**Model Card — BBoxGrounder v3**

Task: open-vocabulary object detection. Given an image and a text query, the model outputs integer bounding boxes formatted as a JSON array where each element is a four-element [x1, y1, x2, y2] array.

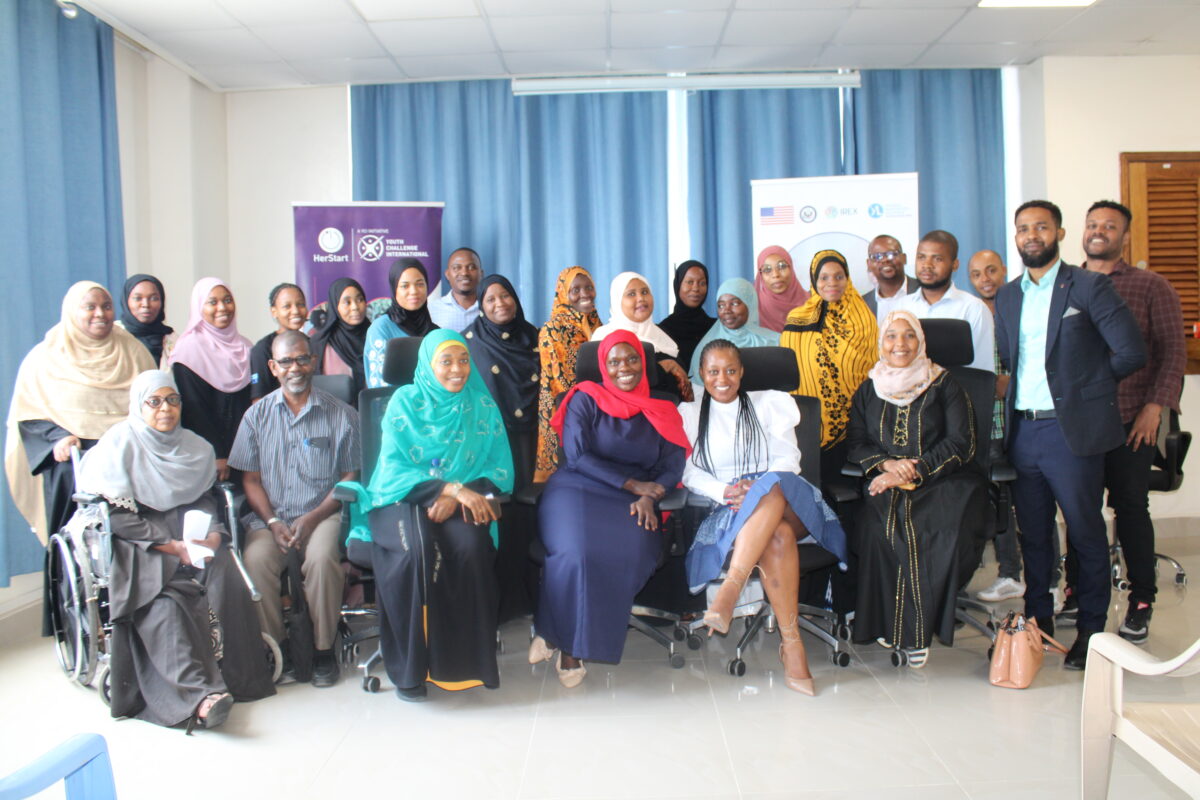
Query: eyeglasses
[[759, 262, 791, 276], [868, 251, 902, 262], [144, 394, 182, 409], [274, 355, 314, 368]]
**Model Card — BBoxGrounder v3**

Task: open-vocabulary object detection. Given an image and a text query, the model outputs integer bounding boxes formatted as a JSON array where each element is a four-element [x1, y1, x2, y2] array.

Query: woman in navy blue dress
[[531, 329, 689, 688]]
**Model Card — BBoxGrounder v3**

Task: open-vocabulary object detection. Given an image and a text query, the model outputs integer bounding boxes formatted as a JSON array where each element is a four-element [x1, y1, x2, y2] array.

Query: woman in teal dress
[[363, 258, 438, 388]]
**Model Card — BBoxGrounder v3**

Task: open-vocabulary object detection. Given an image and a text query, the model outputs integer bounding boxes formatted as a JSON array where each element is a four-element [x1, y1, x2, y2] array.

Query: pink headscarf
[[168, 277, 252, 392], [754, 245, 810, 333], [867, 310, 944, 407]]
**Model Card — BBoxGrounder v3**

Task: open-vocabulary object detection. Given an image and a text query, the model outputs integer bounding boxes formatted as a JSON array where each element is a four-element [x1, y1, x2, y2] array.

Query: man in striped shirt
[[231, 331, 361, 687]]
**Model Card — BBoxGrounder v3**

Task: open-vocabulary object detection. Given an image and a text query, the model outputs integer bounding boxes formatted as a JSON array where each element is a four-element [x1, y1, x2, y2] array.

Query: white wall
[[225, 87, 352, 341]]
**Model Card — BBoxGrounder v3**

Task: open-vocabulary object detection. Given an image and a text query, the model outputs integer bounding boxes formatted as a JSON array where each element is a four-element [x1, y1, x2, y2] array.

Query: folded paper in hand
[[182, 509, 215, 569]]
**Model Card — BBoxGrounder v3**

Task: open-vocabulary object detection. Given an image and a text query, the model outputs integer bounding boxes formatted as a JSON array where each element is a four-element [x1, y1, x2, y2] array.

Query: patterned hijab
[[168, 277, 252, 392], [119, 274, 173, 364], [366, 330, 514, 512], [781, 250, 878, 448], [76, 370, 216, 512], [690, 278, 780, 377], [755, 245, 810, 333], [591, 271, 680, 357], [534, 266, 602, 482], [868, 311, 945, 407]]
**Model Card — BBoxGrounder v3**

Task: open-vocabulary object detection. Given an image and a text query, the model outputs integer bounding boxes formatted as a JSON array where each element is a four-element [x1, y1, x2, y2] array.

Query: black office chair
[[670, 345, 855, 674], [312, 374, 357, 408]]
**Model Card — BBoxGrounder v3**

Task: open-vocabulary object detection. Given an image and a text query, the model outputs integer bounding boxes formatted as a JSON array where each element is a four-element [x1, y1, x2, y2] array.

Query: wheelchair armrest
[[71, 492, 101, 505], [332, 485, 358, 503], [659, 487, 689, 512], [841, 463, 865, 478], [515, 483, 545, 506]]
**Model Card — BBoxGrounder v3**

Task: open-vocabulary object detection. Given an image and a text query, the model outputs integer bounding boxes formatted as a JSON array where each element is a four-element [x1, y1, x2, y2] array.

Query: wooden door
[[1121, 152, 1200, 372]]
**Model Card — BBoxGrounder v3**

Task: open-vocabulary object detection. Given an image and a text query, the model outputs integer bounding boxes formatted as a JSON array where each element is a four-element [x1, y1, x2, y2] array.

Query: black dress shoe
[[1064, 630, 1097, 671], [311, 649, 340, 688]]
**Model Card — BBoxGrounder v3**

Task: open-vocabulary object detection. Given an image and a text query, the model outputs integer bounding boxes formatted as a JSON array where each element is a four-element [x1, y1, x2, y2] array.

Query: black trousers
[[1066, 420, 1158, 606]]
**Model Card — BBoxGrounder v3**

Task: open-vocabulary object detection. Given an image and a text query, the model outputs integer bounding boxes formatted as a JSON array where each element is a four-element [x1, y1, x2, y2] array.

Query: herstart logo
[[317, 227, 344, 254]]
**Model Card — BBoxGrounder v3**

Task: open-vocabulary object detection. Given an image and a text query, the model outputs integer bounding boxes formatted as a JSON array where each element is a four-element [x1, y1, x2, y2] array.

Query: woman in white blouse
[[679, 339, 847, 695]]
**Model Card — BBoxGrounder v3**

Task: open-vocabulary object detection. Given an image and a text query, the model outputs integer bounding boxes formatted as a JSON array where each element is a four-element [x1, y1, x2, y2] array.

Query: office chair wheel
[[1177, 572, 1188, 586], [831, 651, 851, 668], [686, 633, 704, 651], [363, 676, 381, 693], [890, 650, 908, 668], [669, 652, 686, 669], [1113, 578, 1131, 592], [672, 626, 687, 642], [262, 633, 283, 683], [835, 623, 852, 642], [727, 658, 747, 677], [97, 665, 112, 707]]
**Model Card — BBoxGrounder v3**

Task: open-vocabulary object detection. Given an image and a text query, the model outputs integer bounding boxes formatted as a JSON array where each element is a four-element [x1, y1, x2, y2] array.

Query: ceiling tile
[[488, 15, 607, 51], [857, 0, 977, 7], [1042, 7, 1189, 43], [711, 44, 821, 69], [1027, 41, 1142, 58], [1132, 39, 1200, 54], [914, 42, 1034, 67], [1095, 0, 1200, 6], [1147, 8, 1200, 42], [611, 11, 729, 48], [217, 0, 361, 26], [938, 8, 1085, 44], [153, 28, 279, 65], [87, 0, 239, 34], [611, 0, 732, 10], [289, 56, 405, 84], [251, 23, 386, 60], [607, 47, 719, 71], [503, 49, 611, 74], [480, 0, 607, 15], [201, 60, 308, 89], [815, 43, 926, 68], [721, 9, 851, 45], [350, 0, 479, 21], [735, 0, 853, 8], [370, 18, 496, 57], [396, 52, 509, 79], [834, 8, 965, 45]]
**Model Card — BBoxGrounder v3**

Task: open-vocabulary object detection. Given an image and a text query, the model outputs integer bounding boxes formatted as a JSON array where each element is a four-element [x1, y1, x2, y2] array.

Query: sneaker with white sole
[[1119, 602, 1152, 644], [976, 576, 1026, 602]]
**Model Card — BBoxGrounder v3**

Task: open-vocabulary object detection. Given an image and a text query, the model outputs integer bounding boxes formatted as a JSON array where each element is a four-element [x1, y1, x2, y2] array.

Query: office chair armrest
[[332, 485, 359, 503], [841, 463, 865, 478], [514, 483, 545, 505], [71, 492, 101, 505], [830, 484, 860, 504], [990, 460, 1017, 483], [658, 487, 689, 511]]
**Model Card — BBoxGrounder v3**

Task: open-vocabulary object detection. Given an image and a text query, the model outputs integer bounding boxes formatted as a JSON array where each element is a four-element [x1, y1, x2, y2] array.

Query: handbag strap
[[1036, 627, 1069, 655]]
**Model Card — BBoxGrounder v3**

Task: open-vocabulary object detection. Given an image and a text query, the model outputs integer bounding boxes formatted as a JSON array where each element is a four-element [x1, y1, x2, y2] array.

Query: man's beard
[[1020, 240, 1059, 269], [918, 275, 952, 291]]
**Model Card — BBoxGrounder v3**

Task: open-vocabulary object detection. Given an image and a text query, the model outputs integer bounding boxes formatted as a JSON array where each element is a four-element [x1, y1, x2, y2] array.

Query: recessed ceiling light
[[978, 0, 1096, 7]]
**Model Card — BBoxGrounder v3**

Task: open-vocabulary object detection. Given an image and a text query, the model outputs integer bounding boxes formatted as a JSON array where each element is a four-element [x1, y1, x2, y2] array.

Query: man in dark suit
[[993, 200, 1145, 670], [861, 234, 919, 319]]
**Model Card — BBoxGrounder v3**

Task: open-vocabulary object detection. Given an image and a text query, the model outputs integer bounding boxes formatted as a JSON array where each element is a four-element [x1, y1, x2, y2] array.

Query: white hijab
[[76, 370, 217, 512], [590, 271, 680, 358]]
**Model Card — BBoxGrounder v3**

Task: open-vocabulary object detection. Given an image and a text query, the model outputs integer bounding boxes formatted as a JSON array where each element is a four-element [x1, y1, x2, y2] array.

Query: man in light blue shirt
[[428, 247, 482, 332]]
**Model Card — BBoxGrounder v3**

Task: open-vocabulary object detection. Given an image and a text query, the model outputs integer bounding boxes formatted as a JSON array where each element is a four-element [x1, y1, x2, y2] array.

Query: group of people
[[4, 196, 1182, 728]]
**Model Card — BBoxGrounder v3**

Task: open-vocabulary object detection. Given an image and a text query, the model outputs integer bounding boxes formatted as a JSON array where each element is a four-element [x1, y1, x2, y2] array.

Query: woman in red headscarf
[[529, 330, 689, 688]]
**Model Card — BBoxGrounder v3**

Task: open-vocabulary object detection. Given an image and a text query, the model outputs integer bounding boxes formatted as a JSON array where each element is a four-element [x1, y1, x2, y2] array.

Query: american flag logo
[[760, 206, 794, 225]]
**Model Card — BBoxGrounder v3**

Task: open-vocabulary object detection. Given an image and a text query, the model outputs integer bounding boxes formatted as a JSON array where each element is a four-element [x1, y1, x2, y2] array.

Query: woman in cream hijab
[[591, 271, 693, 401], [5, 281, 154, 540]]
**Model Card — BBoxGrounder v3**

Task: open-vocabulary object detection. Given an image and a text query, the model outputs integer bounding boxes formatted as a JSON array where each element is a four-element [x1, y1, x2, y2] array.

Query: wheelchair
[[45, 475, 284, 705]]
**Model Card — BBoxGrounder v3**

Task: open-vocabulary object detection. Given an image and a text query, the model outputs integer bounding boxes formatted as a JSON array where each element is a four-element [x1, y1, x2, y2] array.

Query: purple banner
[[293, 203, 444, 308]]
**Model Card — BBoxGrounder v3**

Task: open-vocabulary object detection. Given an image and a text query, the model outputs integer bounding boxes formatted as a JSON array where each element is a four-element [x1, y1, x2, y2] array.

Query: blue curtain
[[686, 88, 845, 300], [0, 0, 126, 585], [847, 69, 1006, 288], [352, 82, 667, 325]]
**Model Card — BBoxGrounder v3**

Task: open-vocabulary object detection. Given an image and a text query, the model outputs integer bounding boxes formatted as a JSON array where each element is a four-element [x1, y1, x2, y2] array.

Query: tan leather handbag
[[989, 611, 1069, 689]]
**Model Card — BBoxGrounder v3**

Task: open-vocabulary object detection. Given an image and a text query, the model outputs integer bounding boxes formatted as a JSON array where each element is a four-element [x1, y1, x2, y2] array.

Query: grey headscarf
[[76, 370, 217, 512]]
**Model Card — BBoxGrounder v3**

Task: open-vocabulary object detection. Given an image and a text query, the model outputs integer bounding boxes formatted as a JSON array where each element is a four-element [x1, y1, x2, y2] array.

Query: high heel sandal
[[703, 565, 752, 636], [528, 635, 557, 665], [778, 618, 816, 696], [185, 692, 233, 735]]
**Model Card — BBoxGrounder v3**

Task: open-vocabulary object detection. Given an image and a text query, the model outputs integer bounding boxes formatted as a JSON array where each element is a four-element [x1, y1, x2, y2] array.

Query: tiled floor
[[2, 534, 1199, 799]]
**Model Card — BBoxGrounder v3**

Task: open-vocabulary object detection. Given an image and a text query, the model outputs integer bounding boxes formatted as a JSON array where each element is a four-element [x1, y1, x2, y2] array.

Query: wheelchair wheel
[[97, 664, 112, 707], [262, 633, 283, 683], [47, 533, 99, 686]]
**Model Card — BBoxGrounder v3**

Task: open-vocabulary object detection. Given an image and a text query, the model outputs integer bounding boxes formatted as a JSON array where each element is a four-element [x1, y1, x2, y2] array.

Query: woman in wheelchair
[[357, 330, 514, 702], [529, 329, 688, 688], [681, 340, 847, 696], [847, 311, 988, 668], [75, 370, 275, 730]]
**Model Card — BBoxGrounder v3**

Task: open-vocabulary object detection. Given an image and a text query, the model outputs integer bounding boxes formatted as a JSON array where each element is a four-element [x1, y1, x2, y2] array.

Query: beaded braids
[[691, 339, 768, 480]]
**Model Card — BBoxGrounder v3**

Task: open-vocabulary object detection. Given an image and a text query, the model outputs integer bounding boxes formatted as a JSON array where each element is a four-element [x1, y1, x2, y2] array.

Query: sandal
[[185, 692, 233, 735]]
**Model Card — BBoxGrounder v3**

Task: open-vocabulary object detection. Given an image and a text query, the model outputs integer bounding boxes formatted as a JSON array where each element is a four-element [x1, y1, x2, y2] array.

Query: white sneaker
[[976, 577, 1026, 602]]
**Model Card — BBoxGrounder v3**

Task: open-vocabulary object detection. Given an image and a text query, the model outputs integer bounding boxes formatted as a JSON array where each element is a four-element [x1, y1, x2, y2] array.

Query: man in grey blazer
[[861, 234, 919, 320], [993, 200, 1145, 670]]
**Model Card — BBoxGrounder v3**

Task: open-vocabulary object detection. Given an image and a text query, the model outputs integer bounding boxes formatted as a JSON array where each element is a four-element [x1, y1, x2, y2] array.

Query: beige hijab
[[5, 281, 155, 538]]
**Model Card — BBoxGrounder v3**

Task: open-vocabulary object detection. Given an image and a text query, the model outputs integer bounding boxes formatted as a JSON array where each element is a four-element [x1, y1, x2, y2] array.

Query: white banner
[[750, 173, 920, 294]]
